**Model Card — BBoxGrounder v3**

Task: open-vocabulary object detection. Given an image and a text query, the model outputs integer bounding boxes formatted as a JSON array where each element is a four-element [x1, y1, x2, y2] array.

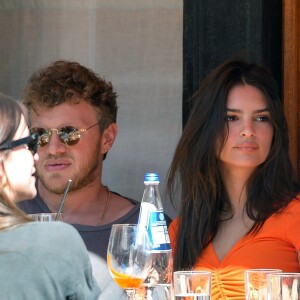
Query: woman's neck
[[220, 166, 253, 211]]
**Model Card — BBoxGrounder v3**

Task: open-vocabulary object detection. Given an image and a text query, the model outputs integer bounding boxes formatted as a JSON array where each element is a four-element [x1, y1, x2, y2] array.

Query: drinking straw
[[55, 179, 72, 220]]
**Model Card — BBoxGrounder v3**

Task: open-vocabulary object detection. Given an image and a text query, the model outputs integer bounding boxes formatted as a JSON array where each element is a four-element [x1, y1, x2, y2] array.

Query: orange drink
[[107, 224, 152, 299], [110, 271, 145, 289], [107, 254, 145, 289]]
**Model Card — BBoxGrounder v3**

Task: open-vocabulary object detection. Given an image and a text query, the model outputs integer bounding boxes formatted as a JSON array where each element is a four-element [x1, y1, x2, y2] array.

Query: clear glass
[[28, 213, 63, 221], [173, 271, 212, 300], [244, 269, 282, 300], [267, 272, 300, 300], [107, 224, 152, 300], [138, 251, 173, 300]]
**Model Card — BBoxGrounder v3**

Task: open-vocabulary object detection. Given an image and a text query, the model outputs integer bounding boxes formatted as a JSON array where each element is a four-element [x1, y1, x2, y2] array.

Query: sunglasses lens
[[26, 133, 39, 155], [58, 127, 81, 145], [30, 128, 49, 147], [30, 127, 83, 147]]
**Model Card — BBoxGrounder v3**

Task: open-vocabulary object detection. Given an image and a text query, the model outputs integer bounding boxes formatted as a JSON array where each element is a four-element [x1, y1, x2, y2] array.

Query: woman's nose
[[239, 121, 255, 137]]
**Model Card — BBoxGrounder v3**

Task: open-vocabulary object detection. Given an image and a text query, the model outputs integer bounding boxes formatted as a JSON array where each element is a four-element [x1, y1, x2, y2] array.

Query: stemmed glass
[[107, 224, 152, 299]]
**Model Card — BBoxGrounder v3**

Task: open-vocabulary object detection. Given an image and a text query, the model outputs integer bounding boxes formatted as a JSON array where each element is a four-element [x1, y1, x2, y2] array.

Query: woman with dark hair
[[167, 60, 300, 299], [0, 93, 100, 299]]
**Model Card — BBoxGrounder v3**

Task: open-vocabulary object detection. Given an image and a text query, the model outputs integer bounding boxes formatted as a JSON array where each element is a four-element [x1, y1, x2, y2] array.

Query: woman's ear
[[101, 123, 118, 154]]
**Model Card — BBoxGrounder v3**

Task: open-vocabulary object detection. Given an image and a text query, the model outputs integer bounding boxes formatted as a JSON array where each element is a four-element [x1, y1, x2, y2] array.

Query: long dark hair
[[167, 59, 300, 271], [0, 93, 31, 230]]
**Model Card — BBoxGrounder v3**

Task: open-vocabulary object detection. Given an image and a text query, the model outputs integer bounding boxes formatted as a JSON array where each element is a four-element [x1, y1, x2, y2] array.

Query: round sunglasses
[[30, 122, 100, 147], [0, 134, 39, 155]]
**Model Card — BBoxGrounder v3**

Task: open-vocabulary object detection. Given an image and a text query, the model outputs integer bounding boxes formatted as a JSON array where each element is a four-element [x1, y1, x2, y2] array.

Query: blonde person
[[0, 93, 100, 299], [167, 59, 300, 299], [17, 60, 158, 299], [18, 60, 146, 260]]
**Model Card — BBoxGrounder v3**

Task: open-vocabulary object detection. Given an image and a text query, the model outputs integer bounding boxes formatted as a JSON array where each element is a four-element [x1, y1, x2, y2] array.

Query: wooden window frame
[[283, 0, 300, 179]]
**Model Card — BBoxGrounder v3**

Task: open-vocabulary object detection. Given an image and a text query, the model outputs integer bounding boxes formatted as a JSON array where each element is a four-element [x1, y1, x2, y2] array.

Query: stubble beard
[[36, 139, 101, 195]]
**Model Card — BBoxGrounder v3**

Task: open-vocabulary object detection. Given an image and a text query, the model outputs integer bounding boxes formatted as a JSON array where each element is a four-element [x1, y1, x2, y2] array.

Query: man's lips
[[44, 160, 71, 172]]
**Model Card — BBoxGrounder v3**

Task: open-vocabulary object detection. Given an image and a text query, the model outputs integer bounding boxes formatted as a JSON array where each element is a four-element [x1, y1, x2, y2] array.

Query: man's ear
[[101, 123, 118, 154]]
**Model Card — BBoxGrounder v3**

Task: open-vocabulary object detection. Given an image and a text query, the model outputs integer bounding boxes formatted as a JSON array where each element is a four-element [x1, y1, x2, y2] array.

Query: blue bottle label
[[147, 211, 171, 251]]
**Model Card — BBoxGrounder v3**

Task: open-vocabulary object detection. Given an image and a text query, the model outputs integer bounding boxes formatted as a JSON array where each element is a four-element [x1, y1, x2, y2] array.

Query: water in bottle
[[138, 172, 173, 300]]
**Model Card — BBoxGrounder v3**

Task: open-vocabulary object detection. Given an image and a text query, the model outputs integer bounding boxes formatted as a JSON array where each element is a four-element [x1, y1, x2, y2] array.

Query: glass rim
[[29, 212, 62, 216], [110, 224, 149, 234], [267, 272, 300, 277], [245, 268, 282, 273], [111, 223, 142, 228], [173, 270, 212, 276], [28, 212, 63, 221]]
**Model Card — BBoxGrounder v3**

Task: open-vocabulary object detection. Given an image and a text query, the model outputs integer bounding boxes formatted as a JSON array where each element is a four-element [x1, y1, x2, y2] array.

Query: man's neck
[[37, 179, 134, 226], [37, 180, 107, 214]]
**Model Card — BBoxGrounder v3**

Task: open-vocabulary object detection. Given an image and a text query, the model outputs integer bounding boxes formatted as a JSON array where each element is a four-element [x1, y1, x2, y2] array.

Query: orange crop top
[[169, 198, 300, 299]]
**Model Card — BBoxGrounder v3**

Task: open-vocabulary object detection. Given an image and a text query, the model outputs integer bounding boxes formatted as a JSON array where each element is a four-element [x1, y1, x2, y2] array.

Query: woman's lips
[[234, 143, 258, 151]]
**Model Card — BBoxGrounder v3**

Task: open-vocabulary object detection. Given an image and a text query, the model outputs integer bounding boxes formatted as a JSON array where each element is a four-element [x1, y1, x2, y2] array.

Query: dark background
[[183, 0, 282, 126]]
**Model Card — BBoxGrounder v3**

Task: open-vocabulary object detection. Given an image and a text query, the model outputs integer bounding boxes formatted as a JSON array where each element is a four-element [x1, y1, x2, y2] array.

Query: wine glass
[[28, 213, 63, 221], [107, 224, 152, 300]]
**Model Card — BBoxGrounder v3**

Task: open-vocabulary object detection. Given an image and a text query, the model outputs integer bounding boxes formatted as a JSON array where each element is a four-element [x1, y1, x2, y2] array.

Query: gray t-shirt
[[18, 191, 142, 259], [0, 221, 100, 300]]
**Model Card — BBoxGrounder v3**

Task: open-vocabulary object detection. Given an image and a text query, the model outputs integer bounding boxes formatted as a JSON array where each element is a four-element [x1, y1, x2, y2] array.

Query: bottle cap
[[144, 172, 160, 183]]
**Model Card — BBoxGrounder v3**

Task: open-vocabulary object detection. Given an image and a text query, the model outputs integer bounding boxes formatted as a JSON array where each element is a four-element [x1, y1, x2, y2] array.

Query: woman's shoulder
[[21, 220, 81, 236], [168, 217, 179, 245], [17, 221, 87, 254], [282, 196, 300, 211], [0, 222, 100, 299], [0, 221, 90, 271], [169, 217, 179, 229], [269, 196, 300, 223], [13, 222, 91, 274]]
